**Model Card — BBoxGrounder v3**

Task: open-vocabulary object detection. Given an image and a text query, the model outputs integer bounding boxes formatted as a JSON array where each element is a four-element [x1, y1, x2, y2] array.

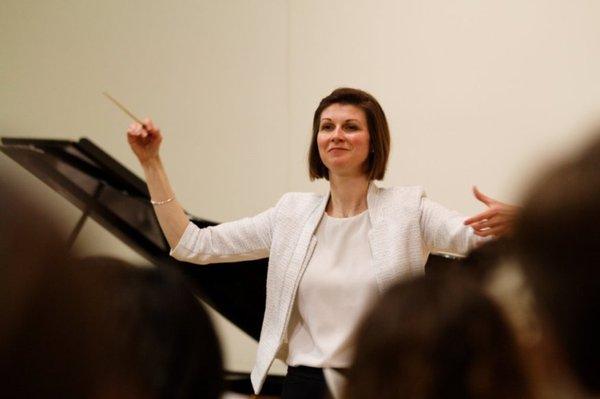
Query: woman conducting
[[126, 88, 517, 398]]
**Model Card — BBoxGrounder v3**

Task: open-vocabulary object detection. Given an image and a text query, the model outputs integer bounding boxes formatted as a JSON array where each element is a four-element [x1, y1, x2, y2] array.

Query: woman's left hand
[[464, 186, 520, 237]]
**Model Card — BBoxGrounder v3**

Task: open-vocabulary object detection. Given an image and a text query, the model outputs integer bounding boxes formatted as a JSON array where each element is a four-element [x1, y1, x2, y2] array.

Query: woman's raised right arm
[[127, 118, 189, 249]]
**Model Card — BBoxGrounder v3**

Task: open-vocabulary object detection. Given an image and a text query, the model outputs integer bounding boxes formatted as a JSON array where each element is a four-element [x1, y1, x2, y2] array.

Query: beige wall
[[2, 0, 600, 375]]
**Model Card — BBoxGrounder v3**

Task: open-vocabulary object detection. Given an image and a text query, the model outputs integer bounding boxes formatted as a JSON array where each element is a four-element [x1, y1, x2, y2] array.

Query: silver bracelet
[[150, 196, 175, 205]]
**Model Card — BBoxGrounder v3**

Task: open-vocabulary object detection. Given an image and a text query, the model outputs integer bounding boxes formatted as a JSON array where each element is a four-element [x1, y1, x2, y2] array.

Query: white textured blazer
[[170, 183, 482, 393]]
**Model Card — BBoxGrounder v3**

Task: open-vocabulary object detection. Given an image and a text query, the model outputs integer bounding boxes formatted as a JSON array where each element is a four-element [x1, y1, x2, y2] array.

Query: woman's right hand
[[126, 118, 163, 164]]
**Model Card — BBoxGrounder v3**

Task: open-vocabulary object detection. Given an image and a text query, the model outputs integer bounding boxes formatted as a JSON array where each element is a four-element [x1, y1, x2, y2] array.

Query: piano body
[[1, 136, 457, 396]]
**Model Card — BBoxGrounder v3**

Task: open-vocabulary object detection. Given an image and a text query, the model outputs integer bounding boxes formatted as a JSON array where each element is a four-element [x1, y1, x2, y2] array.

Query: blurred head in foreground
[[0, 179, 102, 398], [0, 178, 223, 398], [77, 257, 224, 399], [344, 273, 530, 399], [513, 133, 600, 394]]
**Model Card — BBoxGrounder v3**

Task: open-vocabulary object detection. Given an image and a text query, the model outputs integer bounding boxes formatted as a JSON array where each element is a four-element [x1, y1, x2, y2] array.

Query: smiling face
[[308, 88, 391, 181], [317, 103, 371, 178]]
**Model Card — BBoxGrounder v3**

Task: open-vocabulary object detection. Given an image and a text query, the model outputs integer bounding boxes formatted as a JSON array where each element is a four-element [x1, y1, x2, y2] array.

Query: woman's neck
[[326, 174, 370, 218]]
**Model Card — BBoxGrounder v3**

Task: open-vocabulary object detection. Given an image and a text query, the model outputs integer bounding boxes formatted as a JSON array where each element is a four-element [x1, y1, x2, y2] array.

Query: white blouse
[[286, 210, 380, 368]]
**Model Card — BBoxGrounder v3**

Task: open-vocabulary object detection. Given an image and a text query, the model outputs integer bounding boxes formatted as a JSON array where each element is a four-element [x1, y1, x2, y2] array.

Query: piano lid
[[1, 136, 269, 341]]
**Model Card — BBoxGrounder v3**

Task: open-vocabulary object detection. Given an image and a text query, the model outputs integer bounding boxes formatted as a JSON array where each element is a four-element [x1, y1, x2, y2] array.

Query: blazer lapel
[[367, 183, 406, 291], [277, 193, 328, 327]]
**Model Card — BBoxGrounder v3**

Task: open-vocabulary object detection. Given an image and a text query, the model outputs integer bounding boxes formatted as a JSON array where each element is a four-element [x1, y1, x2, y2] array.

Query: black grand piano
[[1, 137, 457, 396]]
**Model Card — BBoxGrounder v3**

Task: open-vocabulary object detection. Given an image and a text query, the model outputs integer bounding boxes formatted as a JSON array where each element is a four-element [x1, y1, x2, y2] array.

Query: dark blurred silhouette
[[0, 177, 223, 398], [344, 273, 530, 399], [513, 133, 600, 394], [76, 256, 224, 399], [0, 179, 109, 398]]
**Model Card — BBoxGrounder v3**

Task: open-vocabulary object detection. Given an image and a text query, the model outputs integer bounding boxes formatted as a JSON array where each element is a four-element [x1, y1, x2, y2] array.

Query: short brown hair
[[308, 88, 391, 181]]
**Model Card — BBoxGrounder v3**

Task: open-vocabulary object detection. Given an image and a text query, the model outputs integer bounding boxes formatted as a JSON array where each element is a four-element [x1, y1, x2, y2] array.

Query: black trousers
[[281, 366, 329, 399]]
